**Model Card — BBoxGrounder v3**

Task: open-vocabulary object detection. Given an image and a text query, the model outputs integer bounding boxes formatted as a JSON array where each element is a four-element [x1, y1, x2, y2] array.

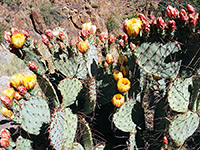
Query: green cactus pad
[[80, 118, 93, 150], [76, 53, 88, 80], [168, 77, 192, 112], [113, 100, 136, 132], [84, 77, 96, 114], [128, 130, 138, 150], [134, 41, 182, 79], [71, 143, 84, 150], [86, 44, 98, 78], [13, 96, 50, 135], [63, 108, 78, 149], [169, 111, 199, 145], [49, 107, 65, 150], [16, 136, 32, 150], [53, 54, 79, 78], [58, 78, 82, 107]]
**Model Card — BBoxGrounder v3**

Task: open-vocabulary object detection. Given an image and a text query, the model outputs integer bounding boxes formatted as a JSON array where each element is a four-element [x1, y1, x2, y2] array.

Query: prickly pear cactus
[[13, 96, 50, 135], [169, 111, 199, 145], [63, 108, 78, 149], [80, 118, 93, 150], [16, 136, 32, 150], [84, 77, 97, 114], [49, 107, 65, 150], [168, 77, 193, 112], [113, 100, 136, 132], [128, 130, 138, 150], [134, 40, 182, 79], [71, 143, 84, 150], [58, 78, 82, 107]]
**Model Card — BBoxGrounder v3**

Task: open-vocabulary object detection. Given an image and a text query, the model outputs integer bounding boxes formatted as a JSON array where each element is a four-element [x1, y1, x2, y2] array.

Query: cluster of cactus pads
[[0, 3, 199, 150]]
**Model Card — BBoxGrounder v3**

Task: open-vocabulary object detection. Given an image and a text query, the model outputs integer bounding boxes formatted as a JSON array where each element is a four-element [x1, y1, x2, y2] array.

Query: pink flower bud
[[17, 86, 27, 96], [0, 138, 9, 148], [186, 4, 195, 15], [28, 61, 39, 71], [109, 34, 115, 44], [41, 34, 50, 45], [119, 39, 124, 48], [10, 28, 19, 35], [45, 29, 53, 39], [167, 20, 176, 31], [99, 32, 108, 42], [59, 31, 67, 40], [22, 30, 30, 38], [156, 17, 165, 30], [81, 28, 89, 39], [166, 5, 179, 19], [0, 96, 13, 107], [4, 31, 11, 42], [149, 15, 156, 24], [0, 129, 10, 139], [188, 14, 198, 26], [123, 33, 128, 43], [138, 13, 147, 23], [123, 19, 128, 33], [179, 9, 188, 22]]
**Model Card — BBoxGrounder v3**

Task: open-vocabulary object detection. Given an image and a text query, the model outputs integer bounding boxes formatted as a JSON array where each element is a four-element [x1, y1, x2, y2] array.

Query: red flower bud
[[0, 96, 13, 107], [123, 19, 128, 33], [99, 32, 108, 42], [28, 61, 39, 71], [45, 29, 53, 39], [22, 30, 30, 38], [41, 34, 49, 45], [188, 14, 198, 26], [167, 20, 176, 31], [166, 5, 179, 19], [109, 34, 115, 44], [186, 4, 195, 15], [0, 129, 10, 139], [163, 136, 168, 145], [81, 28, 89, 39], [10, 28, 19, 35], [156, 17, 165, 30], [142, 22, 151, 33], [4, 31, 11, 42], [119, 39, 124, 48], [138, 13, 147, 23], [179, 9, 188, 22], [17, 86, 27, 96], [123, 33, 128, 43], [59, 31, 67, 40], [149, 15, 156, 24]]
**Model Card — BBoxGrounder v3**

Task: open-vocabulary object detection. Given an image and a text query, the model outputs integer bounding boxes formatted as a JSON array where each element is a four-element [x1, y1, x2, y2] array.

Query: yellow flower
[[77, 40, 89, 54], [118, 55, 128, 66], [117, 78, 131, 93], [125, 18, 142, 37], [113, 70, 123, 81], [11, 33, 25, 48], [23, 74, 37, 90], [1, 88, 15, 100], [10, 73, 24, 88], [120, 65, 129, 76], [0, 106, 13, 119], [112, 94, 125, 107], [14, 92, 22, 100]]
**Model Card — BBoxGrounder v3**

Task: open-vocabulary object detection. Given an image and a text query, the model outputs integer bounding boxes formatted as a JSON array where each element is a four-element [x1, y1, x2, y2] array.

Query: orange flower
[[113, 70, 123, 81], [112, 94, 125, 107], [14, 92, 22, 100], [125, 18, 142, 37], [1, 88, 15, 100], [77, 40, 89, 54], [10, 73, 24, 88], [11, 33, 25, 48], [23, 74, 37, 90], [117, 78, 131, 93], [106, 54, 113, 64]]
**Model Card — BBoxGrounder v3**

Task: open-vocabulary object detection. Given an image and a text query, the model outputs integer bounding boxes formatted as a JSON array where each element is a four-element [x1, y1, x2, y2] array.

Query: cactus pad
[[63, 108, 78, 149], [113, 100, 136, 132], [16, 136, 32, 150], [13, 96, 50, 135], [58, 78, 82, 107], [71, 143, 84, 150], [168, 77, 192, 112], [134, 41, 182, 79], [128, 130, 138, 150], [49, 107, 65, 150], [80, 118, 93, 150], [169, 111, 199, 145]]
